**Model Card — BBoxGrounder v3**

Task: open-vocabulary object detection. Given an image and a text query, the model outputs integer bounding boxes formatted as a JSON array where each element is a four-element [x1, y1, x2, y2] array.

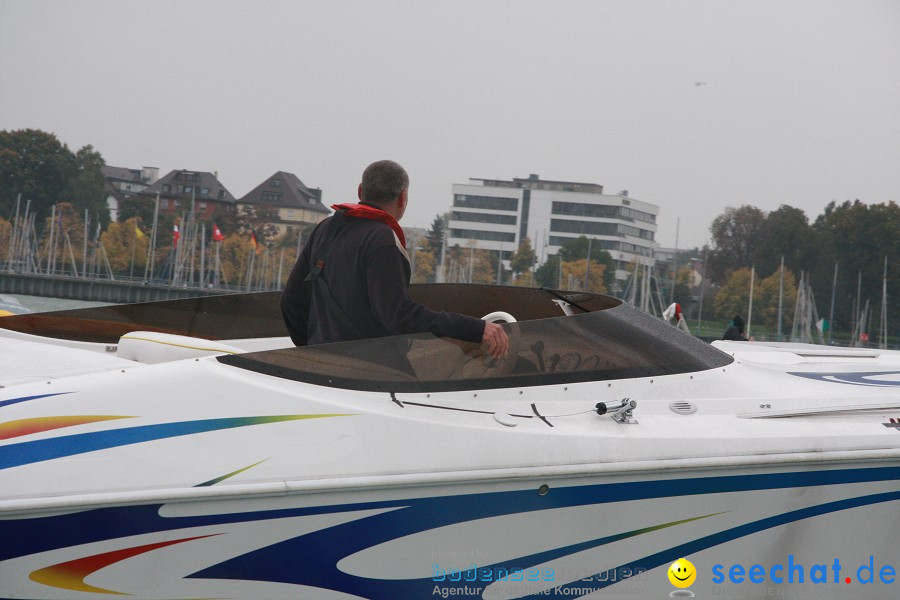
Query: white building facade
[[448, 175, 659, 283]]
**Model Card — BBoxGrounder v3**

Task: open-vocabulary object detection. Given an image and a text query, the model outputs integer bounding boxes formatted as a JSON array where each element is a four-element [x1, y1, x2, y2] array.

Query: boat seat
[[117, 331, 244, 364]]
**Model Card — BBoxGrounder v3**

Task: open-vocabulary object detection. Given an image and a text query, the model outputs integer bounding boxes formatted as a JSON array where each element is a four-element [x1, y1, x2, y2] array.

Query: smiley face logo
[[668, 558, 696, 588]]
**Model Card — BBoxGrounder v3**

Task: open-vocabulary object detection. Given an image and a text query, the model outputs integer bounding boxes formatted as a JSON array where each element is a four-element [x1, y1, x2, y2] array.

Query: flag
[[250, 230, 260, 254], [173, 223, 180, 248], [135, 225, 146, 240], [212, 223, 224, 242]]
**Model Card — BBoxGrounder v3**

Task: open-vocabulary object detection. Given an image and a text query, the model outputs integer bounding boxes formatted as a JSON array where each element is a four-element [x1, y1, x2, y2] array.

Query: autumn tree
[[509, 238, 536, 279], [237, 204, 280, 246], [713, 268, 753, 323], [410, 248, 435, 284], [560, 258, 607, 294], [754, 266, 798, 331], [0, 218, 10, 253], [209, 204, 242, 243], [469, 248, 496, 284], [217, 233, 257, 286], [537, 236, 615, 290], [99, 218, 149, 275], [444, 243, 495, 284], [38, 203, 92, 275]]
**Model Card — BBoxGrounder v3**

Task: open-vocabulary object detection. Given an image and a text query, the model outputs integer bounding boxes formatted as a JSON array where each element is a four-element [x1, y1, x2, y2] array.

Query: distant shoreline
[[2, 294, 112, 314]]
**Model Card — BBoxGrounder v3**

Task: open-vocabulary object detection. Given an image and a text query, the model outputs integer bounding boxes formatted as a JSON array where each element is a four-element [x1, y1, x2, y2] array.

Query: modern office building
[[448, 174, 659, 282]]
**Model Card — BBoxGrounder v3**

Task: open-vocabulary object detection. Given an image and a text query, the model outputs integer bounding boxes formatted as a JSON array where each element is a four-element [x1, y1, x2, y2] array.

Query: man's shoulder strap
[[304, 210, 346, 282], [302, 210, 366, 340]]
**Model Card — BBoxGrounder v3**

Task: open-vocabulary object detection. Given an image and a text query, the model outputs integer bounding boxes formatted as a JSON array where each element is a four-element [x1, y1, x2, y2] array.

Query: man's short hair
[[360, 160, 409, 206]]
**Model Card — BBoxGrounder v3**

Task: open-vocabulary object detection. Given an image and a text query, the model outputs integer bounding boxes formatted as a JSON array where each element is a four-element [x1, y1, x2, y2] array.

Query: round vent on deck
[[669, 401, 697, 415]]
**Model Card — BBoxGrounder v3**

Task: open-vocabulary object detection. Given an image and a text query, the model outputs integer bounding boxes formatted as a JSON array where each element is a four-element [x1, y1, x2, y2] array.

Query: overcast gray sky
[[1, 0, 898, 250]]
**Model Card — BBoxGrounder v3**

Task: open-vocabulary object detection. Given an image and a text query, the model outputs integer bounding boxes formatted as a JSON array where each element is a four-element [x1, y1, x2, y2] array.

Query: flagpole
[[6, 193, 21, 272], [200, 223, 206, 288], [777, 256, 784, 341], [747, 265, 755, 340], [246, 249, 255, 291], [215, 241, 222, 288], [46, 204, 56, 275], [827, 262, 837, 345], [130, 221, 136, 279], [82, 209, 89, 278], [145, 193, 160, 282]]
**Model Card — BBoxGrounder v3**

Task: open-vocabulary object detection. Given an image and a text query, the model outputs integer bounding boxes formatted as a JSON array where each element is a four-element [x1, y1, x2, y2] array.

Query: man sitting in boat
[[723, 315, 747, 341], [281, 159, 509, 358]]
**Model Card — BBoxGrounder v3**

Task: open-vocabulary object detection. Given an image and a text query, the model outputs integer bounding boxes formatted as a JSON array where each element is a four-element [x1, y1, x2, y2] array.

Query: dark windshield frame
[[219, 290, 733, 393]]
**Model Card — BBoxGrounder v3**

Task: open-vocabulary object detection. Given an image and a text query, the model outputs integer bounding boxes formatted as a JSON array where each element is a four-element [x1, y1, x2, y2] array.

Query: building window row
[[550, 219, 654, 241], [618, 224, 655, 240], [547, 237, 654, 256], [619, 206, 656, 224], [450, 228, 516, 242], [550, 219, 619, 237], [261, 191, 283, 203], [551, 201, 655, 224], [450, 210, 518, 225], [453, 194, 518, 212], [160, 184, 212, 196], [548, 236, 619, 251], [551, 201, 619, 219]]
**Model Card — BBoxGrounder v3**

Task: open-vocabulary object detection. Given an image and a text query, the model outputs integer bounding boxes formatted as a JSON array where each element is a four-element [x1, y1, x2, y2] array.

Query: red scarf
[[331, 203, 406, 247]]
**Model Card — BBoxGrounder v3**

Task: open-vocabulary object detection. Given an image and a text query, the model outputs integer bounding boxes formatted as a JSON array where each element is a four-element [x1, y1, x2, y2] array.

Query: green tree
[[118, 196, 157, 224], [0, 129, 73, 223], [68, 145, 109, 229], [756, 205, 814, 278], [535, 254, 562, 288], [706, 205, 766, 284], [671, 265, 695, 307], [209, 204, 242, 243], [425, 214, 447, 254], [0, 129, 108, 229], [812, 200, 900, 334]]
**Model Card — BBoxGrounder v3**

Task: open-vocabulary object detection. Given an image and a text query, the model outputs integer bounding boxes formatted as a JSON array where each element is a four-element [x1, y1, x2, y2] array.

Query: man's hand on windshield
[[482, 322, 509, 359]]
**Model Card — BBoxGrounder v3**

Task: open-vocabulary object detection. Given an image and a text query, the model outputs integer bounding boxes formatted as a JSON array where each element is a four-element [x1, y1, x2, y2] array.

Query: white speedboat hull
[[1, 286, 898, 599]]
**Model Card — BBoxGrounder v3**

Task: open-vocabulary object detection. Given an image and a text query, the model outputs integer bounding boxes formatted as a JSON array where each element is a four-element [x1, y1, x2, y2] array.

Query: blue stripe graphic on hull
[[3, 465, 899, 598]]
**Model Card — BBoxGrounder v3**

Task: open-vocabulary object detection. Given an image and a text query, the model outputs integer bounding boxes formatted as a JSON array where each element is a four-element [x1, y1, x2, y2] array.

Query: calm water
[[1, 294, 112, 314]]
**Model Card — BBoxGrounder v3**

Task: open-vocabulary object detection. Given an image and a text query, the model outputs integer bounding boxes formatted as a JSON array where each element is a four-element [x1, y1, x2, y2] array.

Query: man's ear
[[357, 184, 364, 201]]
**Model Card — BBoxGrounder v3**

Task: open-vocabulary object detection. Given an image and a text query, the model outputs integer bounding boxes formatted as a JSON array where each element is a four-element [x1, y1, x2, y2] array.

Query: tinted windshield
[[220, 296, 732, 392]]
